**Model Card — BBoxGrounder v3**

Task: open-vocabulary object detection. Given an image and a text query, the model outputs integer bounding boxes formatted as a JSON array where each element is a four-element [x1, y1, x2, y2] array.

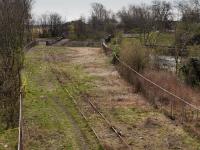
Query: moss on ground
[[0, 128, 18, 150]]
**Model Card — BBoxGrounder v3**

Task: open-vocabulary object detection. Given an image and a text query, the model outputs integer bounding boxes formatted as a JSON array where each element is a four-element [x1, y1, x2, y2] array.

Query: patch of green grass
[[111, 107, 158, 125], [157, 32, 175, 46], [111, 107, 200, 149], [120, 32, 174, 46], [23, 46, 101, 150], [188, 45, 200, 57], [0, 128, 18, 150]]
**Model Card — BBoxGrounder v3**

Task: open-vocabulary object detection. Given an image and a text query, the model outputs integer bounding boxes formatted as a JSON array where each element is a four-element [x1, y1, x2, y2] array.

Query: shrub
[[109, 36, 200, 138], [114, 39, 200, 118], [181, 58, 200, 87], [109, 32, 123, 63], [119, 39, 150, 72], [111, 44, 121, 59]]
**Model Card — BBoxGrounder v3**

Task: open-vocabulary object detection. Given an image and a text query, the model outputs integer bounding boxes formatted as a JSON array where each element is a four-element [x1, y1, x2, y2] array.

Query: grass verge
[[23, 45, 101, 150]]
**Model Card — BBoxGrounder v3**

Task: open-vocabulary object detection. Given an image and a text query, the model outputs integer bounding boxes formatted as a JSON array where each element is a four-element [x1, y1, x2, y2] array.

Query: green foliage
[[109, 32, 123, 64], [181, 58, 200, 87], [110, 36, 121, 55], [0, 128, 18, 150], [131, 28, 141, 34], [157, 32, 175, 46], [148, 32, 160, 46], [111, 44, 121, 56]]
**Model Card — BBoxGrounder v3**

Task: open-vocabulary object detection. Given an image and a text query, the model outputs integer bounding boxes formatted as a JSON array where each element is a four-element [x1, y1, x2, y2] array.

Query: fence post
[[101, 41, 200, 125], [18, 90, 23, 150]]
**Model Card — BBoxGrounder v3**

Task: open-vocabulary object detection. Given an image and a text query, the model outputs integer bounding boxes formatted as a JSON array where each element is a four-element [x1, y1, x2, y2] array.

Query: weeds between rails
[[47, 50, 132, 150]]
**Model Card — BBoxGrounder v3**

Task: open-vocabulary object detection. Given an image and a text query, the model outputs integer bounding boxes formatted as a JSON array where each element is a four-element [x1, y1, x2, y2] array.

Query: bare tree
[[73, 17, 87, 39], [91, 3, 108, 22], [118, 4, 155, 45], [0, 0, 32, 129], [151, 0, 173, 31], [173, 0, 200, 74], [177, 0, 200, 22], [117, 6, 137, 32], [38, 14, 49, 37], [48, 13, 63, 37], [38, 13, 63, 37], [88, 3, 117, 39], [89, 3, 108, 31]]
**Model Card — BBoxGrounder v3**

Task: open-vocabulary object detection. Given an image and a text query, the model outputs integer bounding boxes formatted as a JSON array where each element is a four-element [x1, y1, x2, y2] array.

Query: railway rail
[[17, 39, 200, 149], [48, 52, 132, 150]]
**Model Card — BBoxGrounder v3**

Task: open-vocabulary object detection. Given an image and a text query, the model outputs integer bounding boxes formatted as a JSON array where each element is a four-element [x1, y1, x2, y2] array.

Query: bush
[[114, 39, 200, 116], [109, 36, 200, 138], [181, 58, 200, 87], [111, 44, 120, 57], [119, 39, 149, 72]]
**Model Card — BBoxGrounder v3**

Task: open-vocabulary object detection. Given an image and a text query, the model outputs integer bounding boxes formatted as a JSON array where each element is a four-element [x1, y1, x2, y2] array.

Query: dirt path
[[46, 50, 91, 150], [65, 47, 200, 150], [53, 96, 89, 150]]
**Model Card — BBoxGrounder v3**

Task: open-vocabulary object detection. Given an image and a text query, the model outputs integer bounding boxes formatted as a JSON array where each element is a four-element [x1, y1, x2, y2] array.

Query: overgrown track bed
[[23, 45, 200, 150], [64, 46, 200, 150], [47, 51, 131, 149], [23, 45, 100, 150]]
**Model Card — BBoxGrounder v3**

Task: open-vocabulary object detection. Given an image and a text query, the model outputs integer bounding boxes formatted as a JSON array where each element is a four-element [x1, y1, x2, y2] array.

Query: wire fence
[[17, 41, 37, 150], [18, 89, 23, 150], [102, 42, 200, 124], [16, 41, 200, 150]]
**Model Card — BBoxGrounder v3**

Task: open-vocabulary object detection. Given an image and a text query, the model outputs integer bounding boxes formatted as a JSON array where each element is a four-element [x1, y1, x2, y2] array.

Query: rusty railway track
[[47, 51, 132, 150], [86, 98, 131, 149]]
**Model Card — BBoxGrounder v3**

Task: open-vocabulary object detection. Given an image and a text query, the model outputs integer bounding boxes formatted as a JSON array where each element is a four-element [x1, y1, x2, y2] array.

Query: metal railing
[[17, 40, 37, 150]]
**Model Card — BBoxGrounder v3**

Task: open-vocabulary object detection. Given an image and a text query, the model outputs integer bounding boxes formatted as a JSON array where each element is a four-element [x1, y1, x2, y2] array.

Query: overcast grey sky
[[33, 0, 154, 21]]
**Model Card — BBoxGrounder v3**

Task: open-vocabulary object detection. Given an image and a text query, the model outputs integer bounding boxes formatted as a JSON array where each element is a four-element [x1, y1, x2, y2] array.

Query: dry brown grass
[[116, 39, 200, 111], [115, 39, 200, 138], [119, 39, 150, 72], [143, 70, 200, 105]]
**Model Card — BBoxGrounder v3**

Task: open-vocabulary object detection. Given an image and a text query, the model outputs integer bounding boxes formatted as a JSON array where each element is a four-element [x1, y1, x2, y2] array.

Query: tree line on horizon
[[32, 0, 200, 41]]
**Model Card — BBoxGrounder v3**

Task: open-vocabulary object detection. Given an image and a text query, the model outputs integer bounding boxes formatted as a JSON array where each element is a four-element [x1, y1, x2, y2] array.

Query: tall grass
[[116, 39, 150, 91], [142, 70, 200, 106], [119, 39, 150, 72], [117, 39, 200, 107], [112, 38, 200, 138]]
